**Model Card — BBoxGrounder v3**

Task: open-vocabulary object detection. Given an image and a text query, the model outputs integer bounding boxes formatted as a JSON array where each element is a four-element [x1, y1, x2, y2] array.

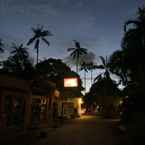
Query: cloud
[[80, 52, 96, 64]]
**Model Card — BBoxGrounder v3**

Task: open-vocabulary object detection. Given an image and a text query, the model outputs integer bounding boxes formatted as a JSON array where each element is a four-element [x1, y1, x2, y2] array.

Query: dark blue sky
[[0, 0, 145, 91], [0, 0, 145, 60]]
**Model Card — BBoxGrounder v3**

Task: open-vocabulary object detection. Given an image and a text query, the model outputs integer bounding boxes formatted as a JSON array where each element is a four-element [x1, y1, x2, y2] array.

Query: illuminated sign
[[64, 78, 78, 87]]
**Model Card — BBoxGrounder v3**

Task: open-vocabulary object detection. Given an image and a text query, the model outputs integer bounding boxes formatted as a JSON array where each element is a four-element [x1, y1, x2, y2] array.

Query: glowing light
[[78, 98, 83, 104], [77, 98, 84, 115], [64, 78, 78, 87], [54, 89, 60, 97]]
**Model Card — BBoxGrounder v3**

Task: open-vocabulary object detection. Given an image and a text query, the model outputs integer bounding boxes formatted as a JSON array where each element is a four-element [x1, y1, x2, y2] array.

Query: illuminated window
[[64, 78, 78, 87]]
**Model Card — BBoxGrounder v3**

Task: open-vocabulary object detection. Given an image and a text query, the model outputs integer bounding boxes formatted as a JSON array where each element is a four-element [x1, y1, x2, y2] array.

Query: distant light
[[64, 78, 78, 87], [78, 98, 83, 104], [77, 98, 84, 115], [54, 89, 60, 97]]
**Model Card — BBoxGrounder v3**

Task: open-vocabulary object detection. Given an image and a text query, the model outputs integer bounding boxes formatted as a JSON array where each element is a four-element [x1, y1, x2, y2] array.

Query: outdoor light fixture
[[64, 78, 78, 87], [78, 98, 83, 104]]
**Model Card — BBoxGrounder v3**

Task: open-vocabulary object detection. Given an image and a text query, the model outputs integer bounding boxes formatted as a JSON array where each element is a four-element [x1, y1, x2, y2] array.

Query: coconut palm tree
[[80, 61, 97, 92], [11, 43, 28, 57], [122, 7, 145, 85], [3, 43, 33, 73], [124, 7, 145, 41], [109, 50, 128, 85], [67, 40, 88, 73], [94, 56, 111, 82], [80, 62, 89, 93], [27, 25, 53, 64], [87, 62, 97, 85]]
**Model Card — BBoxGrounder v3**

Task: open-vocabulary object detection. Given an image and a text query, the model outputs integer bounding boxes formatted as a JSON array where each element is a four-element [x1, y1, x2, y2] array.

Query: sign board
[[64, 78, 78, 87]]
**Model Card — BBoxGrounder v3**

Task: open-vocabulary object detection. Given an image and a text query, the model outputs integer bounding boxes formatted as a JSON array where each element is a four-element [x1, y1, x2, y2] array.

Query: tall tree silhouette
[[112, 8, 145, 138], [124, 7, 145, 44], [121, 7, 145, 85], [87, 62, 97, 85], [27, 25, 53, 64], [109, 50, 128, 85], [80, 62, 89, 93], [94, 56, 111, 82], [67, 40, 87, 73], [80, 61, 97, 92]]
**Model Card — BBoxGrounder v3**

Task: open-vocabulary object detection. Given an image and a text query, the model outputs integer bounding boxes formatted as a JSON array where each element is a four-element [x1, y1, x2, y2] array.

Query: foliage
[[27, 25, 53, 64], [84, 72, 121, 112], [109, 50, 128, 85], [109, 7, 145, 136], [35, 58, 70, 77], [3, 43, 34, 78], [110, 7, 145, 88], [35, 58, 84, 92], [84, 55, 121, 108], [94, 56, 111, 82], [67, 40, 88, 72], [80, 61, 97, 91]]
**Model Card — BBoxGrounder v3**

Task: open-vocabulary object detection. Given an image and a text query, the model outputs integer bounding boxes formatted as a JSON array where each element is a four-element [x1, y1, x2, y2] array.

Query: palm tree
[[3, 43, 33, 73], [122, 7, 145, 85], [80, 61, 97, 93], [67, 40, 88, 73], [27, 25, 53, 64], [87, 62, 97, 86], [11, 43, 28, 57], [80, 62, 89, 93], [124, 7, 145, 45], [109, 50, 128, 85], [94, 56, 110, 82], [0, 39, 4, 53]]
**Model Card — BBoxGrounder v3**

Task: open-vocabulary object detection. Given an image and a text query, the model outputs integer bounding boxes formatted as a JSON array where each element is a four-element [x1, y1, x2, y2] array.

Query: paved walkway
[[36, 115, 131, 145], [0, 115, 131, 145]]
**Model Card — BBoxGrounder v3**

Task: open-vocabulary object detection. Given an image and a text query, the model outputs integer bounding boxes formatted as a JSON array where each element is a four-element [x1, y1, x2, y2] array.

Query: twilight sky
[[0, 0, 145, 90], [0, 0, 145, 58]]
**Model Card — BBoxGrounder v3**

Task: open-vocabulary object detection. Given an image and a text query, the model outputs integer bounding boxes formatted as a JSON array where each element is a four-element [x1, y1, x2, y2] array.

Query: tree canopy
[[110, 7, 145, 89], [2, 43, 34, 78]]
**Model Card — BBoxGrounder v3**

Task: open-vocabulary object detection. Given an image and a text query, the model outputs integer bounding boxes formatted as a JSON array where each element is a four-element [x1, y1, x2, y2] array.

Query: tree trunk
[[84, 70, 86, 93], [37, 47, 39, 64], [76, 56, 79, 73], [91, 70, 93, 86]]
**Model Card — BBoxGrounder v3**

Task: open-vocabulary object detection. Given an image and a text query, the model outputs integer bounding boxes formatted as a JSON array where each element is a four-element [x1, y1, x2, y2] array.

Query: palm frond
[[74, 40, 80, 48], [42, 38, 50, 46], [31, 27, 37, 33], [94, 74, 102, 82], [80, 48, 87, 53], [20, 44, 23, 48], [67, 48, 75, 51], [124, 20, 140, 32], [70, 51, 77, 58], [95, 65, 104, 69], [80, 62, 88, 71], [11, 43, 28, 56], [42, 30, 53, 37], [99, 56, 106, 66], [27, 36, 36, 45]]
